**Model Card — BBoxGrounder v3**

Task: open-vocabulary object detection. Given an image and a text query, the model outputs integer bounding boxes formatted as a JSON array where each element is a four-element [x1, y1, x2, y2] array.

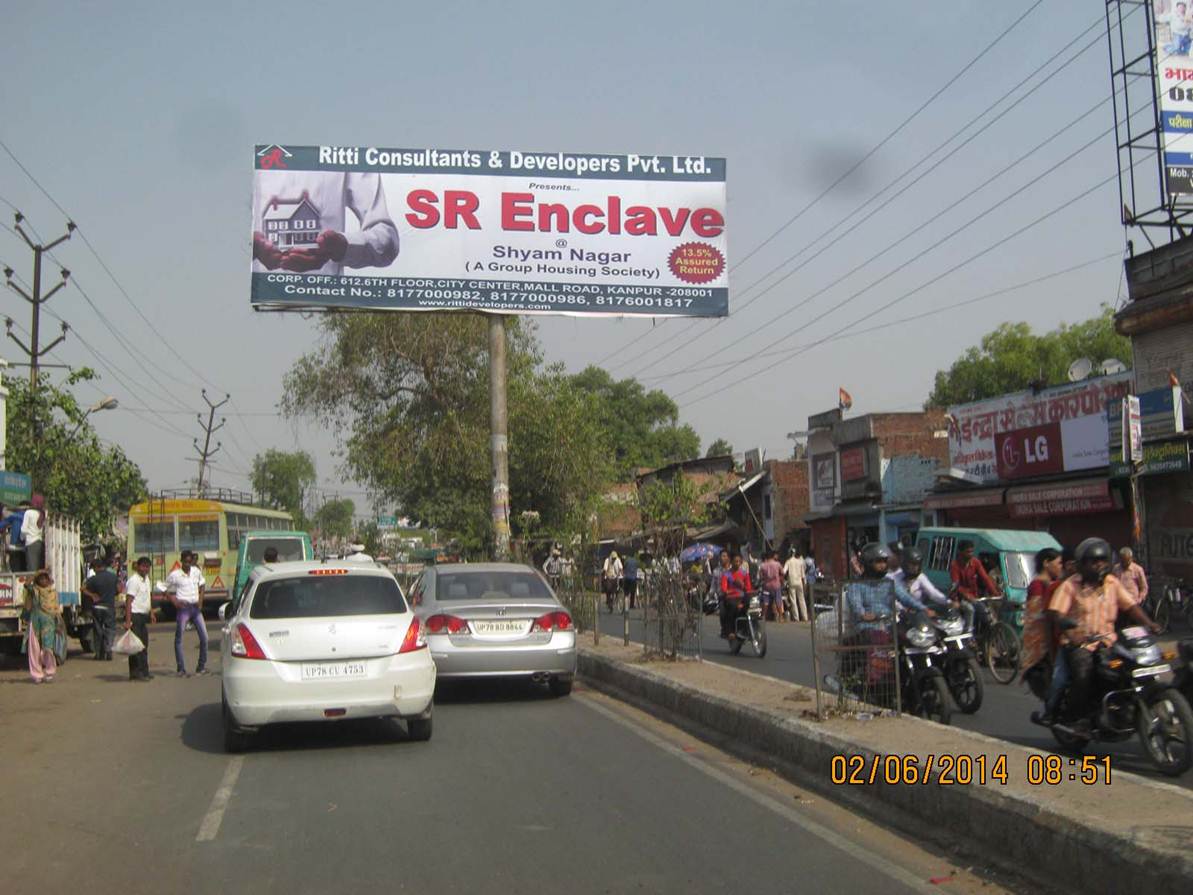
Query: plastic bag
[[112, 629, 145, 656]]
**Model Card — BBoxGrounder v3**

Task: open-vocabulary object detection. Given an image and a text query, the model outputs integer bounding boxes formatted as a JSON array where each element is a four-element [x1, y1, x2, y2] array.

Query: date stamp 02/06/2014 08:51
[[830, 753, 1113, 787]]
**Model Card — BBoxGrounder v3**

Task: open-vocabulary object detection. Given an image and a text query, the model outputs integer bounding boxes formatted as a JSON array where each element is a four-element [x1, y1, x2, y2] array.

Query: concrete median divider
[[578, 641, 1193, 893]]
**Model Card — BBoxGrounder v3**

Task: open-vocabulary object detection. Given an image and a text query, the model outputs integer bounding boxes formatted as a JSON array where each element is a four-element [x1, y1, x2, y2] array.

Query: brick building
[[1117, 237, 1193, 580], [804, 409, 948, 579]]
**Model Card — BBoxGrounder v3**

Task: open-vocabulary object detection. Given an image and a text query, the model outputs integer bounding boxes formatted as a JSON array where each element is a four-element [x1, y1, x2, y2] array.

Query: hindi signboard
[[250, 144, 727, 317], [1155, 9, 1193, 197], [946, 373, 1131, 485]]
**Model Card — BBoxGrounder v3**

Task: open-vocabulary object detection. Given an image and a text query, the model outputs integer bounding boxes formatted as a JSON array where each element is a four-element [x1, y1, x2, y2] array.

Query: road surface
[[0, 626, 1016, 895]]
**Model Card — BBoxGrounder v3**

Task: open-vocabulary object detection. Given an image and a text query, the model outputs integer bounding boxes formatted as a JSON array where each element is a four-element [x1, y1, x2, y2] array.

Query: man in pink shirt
[[758, 550, 784, 622], [1112, 547, 1149, 606]]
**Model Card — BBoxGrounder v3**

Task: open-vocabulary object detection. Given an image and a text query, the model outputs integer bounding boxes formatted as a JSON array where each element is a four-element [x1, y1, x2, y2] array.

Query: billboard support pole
[[489, 314, 511, 561]]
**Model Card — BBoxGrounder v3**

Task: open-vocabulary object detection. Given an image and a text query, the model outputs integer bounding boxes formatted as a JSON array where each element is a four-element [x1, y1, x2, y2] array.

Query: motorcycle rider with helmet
[[840, 543, 929, 681], [889, 547, 950, 611], [1039, 537, 1160, 727]]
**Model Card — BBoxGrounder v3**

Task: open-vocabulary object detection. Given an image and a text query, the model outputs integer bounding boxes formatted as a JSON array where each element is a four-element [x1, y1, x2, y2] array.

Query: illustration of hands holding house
[[252, 228, 348, 271]]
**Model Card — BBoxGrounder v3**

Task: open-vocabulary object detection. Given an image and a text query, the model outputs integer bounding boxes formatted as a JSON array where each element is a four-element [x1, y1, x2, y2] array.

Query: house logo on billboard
[[256, 144, 292, 169], [262, 191, 322, 251]]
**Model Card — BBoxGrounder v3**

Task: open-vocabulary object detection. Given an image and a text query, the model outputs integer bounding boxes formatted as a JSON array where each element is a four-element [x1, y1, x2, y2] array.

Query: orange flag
[[838, 387, 853, 411]]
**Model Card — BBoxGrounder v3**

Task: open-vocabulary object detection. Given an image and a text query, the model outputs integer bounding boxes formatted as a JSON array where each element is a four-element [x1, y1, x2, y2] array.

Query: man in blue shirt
[[845, 543, 927, 632], [621, 553, 640, 610]]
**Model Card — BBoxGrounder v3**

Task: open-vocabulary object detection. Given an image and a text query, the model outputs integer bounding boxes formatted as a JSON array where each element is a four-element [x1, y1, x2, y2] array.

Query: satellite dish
[[1100, 358, 1127, 375], [1067, 358, 1093, 382]]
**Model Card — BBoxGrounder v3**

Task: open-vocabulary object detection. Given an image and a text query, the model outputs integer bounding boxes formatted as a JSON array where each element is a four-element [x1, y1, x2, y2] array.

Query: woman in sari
[[23, 569, 64, 683], [1019, 548, 1063, 686]]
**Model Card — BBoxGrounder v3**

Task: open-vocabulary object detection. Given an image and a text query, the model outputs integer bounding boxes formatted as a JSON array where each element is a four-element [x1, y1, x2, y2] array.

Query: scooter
[[933, 609, 984, 714], [1029, 620, 1193, 777]]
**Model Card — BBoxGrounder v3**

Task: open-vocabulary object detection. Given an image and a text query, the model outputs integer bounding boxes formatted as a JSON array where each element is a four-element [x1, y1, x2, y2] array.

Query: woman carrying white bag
[[117, 556, 154, 681]]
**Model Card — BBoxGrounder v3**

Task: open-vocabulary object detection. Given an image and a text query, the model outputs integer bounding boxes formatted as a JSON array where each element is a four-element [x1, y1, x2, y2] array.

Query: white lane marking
[[196, 756, 244, 842], [577, 693, 936, 895]]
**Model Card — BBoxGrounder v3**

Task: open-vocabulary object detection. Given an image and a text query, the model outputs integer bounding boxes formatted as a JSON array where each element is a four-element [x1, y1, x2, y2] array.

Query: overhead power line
[[618, 12, 1117, 378]]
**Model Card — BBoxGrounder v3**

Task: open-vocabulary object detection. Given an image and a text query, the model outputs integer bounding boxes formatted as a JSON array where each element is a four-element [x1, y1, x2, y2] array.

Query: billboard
[[250, 144, 727, 317], [811, 454, 836, 509], [1155, 5, 1193, 196], [946, 373, 1131, 484]]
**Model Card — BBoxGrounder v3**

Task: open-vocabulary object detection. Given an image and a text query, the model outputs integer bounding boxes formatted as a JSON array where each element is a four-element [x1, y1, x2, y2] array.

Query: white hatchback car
[[219, 561, 435, 752]]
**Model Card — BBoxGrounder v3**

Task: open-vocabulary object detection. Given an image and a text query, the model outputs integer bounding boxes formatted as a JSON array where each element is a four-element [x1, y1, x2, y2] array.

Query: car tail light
[[425, 614, 470, 635], [399, 616, 427, 652], [531, 611, 572, 633], [230, 623, 267, 660]]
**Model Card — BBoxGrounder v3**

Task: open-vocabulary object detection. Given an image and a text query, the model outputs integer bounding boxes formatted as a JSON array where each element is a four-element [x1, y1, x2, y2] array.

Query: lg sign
[[994, 423, 1064, 480]]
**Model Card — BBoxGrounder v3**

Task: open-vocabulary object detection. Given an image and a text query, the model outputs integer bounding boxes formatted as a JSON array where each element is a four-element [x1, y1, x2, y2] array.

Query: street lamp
[[68, 396, 118, 439]]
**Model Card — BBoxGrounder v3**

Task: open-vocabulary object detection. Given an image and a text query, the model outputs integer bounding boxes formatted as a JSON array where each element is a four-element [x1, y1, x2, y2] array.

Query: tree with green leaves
[[5, 371, 145, 539], [569, 365, 700, 479], [314, 497, 355, 540], [925, 306, 1132, 408], [250, 449, 316, 527], [705, 438, 733, 458], [283, 314, 614, 554]]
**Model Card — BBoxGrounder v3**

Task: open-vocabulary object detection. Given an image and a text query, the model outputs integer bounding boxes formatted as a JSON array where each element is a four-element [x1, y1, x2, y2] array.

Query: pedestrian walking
[[1112, 547, 1149, 606], [622, 553, 640, 610], [759, 550, 784, 622], [123, 556, 154, 681], [602, 550, 623, 613], [23, 569, 65, 683], [167, 550, 208, 676], [83, 556, 120, 661], [783, 547, 809, 621], [21, 495, 45, 574]]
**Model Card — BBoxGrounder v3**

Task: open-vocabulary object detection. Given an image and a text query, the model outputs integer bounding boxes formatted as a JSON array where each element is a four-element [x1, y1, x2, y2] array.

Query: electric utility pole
[[489, 315, 511, 560], [3, 212, 75, 387], [193, 389, 229, 496]]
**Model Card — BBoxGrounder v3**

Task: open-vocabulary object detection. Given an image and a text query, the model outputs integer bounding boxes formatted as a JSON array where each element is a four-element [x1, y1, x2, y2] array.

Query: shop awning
[[923, 488, 1005, 511], [1005, 477, 1116, 518]]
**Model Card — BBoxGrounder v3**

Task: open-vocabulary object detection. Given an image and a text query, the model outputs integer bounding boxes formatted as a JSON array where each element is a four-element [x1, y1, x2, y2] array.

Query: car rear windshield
[[247, 537, 306, 564], [249, 575, 407, 618], [435, 571, 552, 602]]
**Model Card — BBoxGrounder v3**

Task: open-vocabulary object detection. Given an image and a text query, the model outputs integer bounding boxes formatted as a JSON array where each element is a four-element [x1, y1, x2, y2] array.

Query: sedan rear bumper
[[224, 650, 436, 728], [430, 631, 577, 678]]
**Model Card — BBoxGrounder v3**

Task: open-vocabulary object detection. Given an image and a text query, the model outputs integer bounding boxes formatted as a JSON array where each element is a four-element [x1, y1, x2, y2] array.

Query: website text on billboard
[[249, 144, 728, 317]]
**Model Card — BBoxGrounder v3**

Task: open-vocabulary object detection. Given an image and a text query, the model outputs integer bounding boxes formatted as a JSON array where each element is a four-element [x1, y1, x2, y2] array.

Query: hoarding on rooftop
[[249, 144, 728, 317]]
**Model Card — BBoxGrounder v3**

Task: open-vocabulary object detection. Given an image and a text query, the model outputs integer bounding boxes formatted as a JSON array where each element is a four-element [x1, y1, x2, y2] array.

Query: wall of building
[[1132, 319, 1193, 397], [766, 458, 809, 548]]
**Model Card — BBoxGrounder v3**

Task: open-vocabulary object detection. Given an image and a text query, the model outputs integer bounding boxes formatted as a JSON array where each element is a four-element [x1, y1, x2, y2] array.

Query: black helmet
[[859, 542, 891, 578], [902, 546, 924, 569], [1075, 537, 1112, 584]]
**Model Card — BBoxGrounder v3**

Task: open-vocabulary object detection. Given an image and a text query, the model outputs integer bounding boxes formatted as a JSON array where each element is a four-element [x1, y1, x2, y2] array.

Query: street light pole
[[67, 396, 119, 440], [489, 314, 511, 561]]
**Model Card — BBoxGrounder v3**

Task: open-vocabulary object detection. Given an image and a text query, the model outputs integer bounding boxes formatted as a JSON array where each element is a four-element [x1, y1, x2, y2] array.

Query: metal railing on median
[[640, 569, 702, 660], [809, 578, 902, 720]]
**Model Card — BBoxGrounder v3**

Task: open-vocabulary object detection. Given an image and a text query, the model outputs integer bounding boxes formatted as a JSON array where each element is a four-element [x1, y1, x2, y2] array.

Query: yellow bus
[[127, 489, 292, 611]]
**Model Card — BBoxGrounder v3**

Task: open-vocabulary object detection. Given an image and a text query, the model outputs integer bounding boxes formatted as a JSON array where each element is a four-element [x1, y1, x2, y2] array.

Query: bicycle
[[1148, 577, 1192, 633], [969, 596, 1021, 684]]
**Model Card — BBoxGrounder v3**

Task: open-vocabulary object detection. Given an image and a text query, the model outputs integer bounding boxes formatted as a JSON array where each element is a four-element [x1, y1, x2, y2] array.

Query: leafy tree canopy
[[925, 306, 1131, 408], [284, 315, 614, 555], [314, 497, 355, 540], [569, 365, 699, 478], [250, 449, 316, 527], [6, 370, 146, 539], [705, 438, 733, 458]]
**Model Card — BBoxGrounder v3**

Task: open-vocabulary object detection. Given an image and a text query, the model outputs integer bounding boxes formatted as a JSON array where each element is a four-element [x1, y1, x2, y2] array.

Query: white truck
[[0, 514, 92, 657]]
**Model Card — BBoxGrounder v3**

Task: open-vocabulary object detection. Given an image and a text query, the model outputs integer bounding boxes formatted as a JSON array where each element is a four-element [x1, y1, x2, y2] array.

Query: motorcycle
[[933, 609, 984, 714], [728, 594, 767, 658], [1029, 620, 1193, 777], [826, 611, 952, 724]]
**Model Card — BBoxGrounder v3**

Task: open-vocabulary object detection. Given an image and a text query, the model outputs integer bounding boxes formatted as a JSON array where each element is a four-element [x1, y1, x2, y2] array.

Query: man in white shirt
[[889, 547, 950, 613], [166, 550, 208, 677], [21, 494, 44, 572], [123, 556, 155, 681], [252, 171, 399, 275], [782, 548, 809, 621]]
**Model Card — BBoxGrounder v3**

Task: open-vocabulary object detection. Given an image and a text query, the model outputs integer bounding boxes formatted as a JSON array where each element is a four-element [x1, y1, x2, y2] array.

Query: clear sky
[[1, 0, 1138, 516]]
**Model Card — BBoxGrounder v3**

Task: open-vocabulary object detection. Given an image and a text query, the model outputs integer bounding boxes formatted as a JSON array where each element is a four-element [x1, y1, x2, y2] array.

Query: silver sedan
[[410, 563, 576, 696]]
